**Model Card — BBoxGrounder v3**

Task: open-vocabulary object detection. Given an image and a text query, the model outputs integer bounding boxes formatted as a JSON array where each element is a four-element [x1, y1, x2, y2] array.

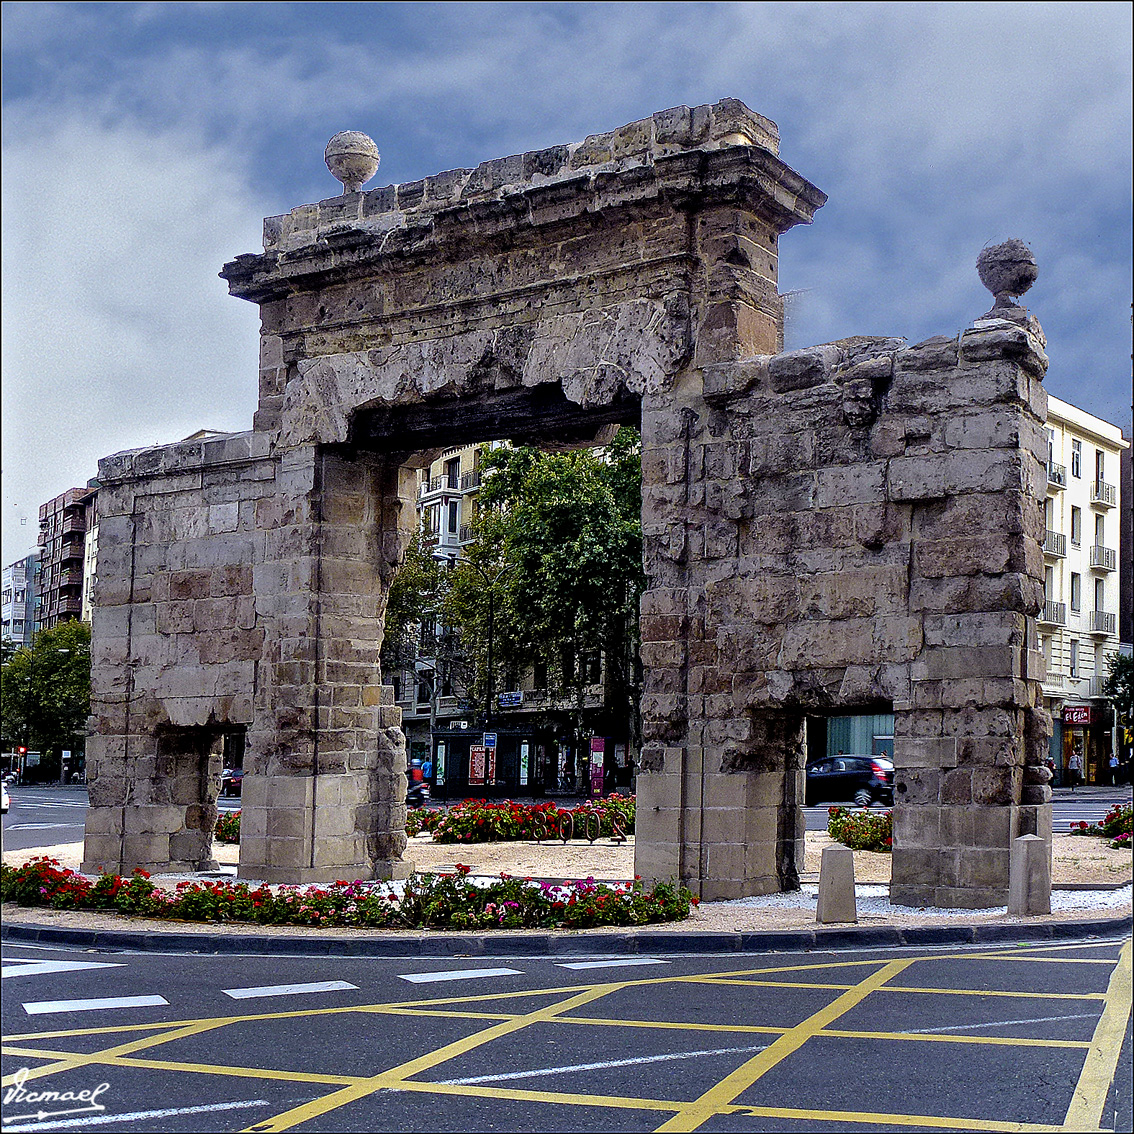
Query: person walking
[[1108, 751, 1119, 786], [1068, 749, 1083, 790]]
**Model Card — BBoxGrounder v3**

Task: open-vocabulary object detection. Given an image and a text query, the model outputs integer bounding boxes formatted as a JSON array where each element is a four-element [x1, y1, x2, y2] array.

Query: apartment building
[[37, 483, 97, 630], [1039, 395, 1128, 784], [1, 553, 40, 646]]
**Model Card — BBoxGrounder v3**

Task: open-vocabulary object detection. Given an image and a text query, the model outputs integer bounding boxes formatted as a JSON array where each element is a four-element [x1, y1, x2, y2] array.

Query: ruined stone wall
[[637, 318, 1052, 905], [84, 431, 274, 873]]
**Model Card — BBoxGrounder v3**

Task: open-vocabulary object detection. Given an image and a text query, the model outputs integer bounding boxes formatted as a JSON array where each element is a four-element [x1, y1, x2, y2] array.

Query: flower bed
[[1069, 803, 1132, 850], [827, 806, 893, 852], [221, 796, 638, 845], [425, 796, 635, 844], [1, 857, 693, 931], [215, 810, 241, 844]]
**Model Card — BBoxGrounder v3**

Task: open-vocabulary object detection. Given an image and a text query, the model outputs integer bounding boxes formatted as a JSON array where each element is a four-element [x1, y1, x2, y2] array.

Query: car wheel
[[854, 789, 872, 809]]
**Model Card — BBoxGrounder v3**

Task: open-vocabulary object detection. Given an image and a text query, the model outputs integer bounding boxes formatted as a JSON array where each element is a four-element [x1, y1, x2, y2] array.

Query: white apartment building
[[1, 553, 39, 646], [1040, 395, 1128, 784]]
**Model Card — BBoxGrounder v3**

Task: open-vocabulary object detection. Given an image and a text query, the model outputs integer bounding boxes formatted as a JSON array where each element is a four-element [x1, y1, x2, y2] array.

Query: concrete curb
[[3, 914, 1130, 957]]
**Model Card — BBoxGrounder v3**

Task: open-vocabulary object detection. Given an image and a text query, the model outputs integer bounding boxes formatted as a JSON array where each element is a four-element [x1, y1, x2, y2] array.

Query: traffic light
[[16, 747, 27, 756]]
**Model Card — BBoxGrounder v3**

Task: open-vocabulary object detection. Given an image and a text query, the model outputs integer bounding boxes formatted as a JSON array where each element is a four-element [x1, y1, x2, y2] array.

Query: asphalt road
[[5, 787, 1130, 855], [1, 936, 1129, 1133]]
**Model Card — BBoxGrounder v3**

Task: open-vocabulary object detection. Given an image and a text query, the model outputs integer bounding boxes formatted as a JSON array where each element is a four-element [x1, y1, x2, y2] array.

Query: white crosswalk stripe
[[399, 967, 523, 984], [2, 960, 125, 979], [556, 958, 670, 970], [222, 980, 357, 999], [23, 995, 168, 1015]]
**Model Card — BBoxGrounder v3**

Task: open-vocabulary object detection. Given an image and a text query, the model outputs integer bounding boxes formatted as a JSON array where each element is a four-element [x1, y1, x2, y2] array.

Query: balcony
[[1043, 530, 1066, 557], [1090, 479, 1116, 507], [1089, 544, 1116, 571], [418, 474, 460, 499], [1088, 609, 1116, 636], [1039, 600, 1066, 626], [1045, 462, 1066, 489], [459, 470, 482, 492], [1088, 674, 1109, 698], [58, 567, 84, 588], [61, 514, 86, 536], [458, 524, 474, 544], [60, 539, 85, 565]]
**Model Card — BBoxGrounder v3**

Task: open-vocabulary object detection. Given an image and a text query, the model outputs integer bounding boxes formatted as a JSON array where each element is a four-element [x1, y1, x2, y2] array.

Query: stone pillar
[[238, 445, 416, 884], [890, 315, 1051, 908]]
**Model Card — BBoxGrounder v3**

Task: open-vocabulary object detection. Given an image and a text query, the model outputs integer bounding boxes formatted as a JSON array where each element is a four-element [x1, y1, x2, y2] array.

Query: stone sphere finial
[[324, 131, 380, 194], [977, 239, 1037, 310]]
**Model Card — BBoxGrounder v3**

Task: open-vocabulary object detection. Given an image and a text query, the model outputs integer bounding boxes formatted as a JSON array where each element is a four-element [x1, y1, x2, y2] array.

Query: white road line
[[5, 823, 84, 831], [900, 1012, 1100, 1035], [3, 960, 125, 979], [399, 967, 523, 984], [222, 980, 358, 1000], [22, 995, 168, 1016], [555, 958, 670, 970], [0, 1098, 269, 1131], [435, 1042, 770, 1085]]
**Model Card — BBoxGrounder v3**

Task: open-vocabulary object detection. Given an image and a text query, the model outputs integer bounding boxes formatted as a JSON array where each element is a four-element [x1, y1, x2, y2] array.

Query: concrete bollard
[[1008, 833, 1051, 916], [816, 844, 857, 924]]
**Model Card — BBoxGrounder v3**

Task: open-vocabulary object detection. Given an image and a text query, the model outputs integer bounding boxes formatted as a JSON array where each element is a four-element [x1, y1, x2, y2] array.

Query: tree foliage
[[1104, 651, 1134, 729], [446, 428, 644, 729], [1, 621, 92, 765], [380, 530, 444, 674]]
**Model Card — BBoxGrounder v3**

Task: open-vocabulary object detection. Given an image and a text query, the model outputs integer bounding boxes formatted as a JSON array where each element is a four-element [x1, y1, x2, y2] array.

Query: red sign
[[589, 737, 606, 797], [1063, 705, 1093, 725], [469, 745, 486, 785]]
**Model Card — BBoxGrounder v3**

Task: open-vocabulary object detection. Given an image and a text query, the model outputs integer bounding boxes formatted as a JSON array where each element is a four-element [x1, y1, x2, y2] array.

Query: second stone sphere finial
[[325, 131, 381, 194], [976, 238, 1037, 310]]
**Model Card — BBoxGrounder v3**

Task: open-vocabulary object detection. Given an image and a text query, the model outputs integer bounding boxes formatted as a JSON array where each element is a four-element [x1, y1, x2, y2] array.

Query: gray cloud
[[2, 1, 1130, 559]]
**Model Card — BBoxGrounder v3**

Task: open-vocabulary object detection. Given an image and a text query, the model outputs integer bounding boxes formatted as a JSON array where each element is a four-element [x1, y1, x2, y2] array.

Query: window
[[1095, 577, 1105, 612], [1095, 449, 1105, 481], [445, 457, 460, 489], [447, 499, 458, 534], [1045, 428, 1055, 464], [1070, 639, 1079, 678], [1044, 497, 1053, 528], [1070, 573, 1081, 612], [1071, 440, 1081, 478], [1094, 514, 1104, 546], [1044, 565, 1054, 600], [1070, 506, 1082, 546]]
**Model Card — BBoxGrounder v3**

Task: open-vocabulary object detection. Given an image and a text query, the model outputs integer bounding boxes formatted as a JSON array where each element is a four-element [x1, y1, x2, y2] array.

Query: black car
[[805, 755, 893, 808]]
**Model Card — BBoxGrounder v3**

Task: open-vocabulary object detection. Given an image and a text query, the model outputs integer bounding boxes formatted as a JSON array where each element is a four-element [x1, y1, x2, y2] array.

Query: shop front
[[1061, 704, 1113, 785]]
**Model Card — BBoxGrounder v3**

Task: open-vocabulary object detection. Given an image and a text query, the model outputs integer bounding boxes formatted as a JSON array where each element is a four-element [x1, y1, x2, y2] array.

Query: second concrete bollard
[[816, 844, 858, 924]]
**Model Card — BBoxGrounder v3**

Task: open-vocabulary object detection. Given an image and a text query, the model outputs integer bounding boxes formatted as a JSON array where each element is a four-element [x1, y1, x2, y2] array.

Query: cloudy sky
[[3, 1, 1131, 561]]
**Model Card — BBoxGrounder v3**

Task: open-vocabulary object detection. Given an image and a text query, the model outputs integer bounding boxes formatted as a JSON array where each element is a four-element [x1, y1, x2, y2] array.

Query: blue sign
[[483, 732, 497, 748], [497, 691, 523, 708]]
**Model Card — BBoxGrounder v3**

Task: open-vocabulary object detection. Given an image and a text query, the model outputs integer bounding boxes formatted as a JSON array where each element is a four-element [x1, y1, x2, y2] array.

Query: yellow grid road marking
[[241, 982, 628, 1132], [1063, 937, 1132, 1132], [654, 958, 914, 1132], [3, 940, 1126, 1134], [883, 986, 1106, 1001], [733, 1103, 1069, 1131]]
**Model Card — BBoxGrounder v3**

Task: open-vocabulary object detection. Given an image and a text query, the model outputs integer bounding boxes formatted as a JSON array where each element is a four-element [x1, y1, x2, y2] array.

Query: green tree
[[380, 530, 444, 676], [449, 429, 645, 773], [1104, 651, 1134, 733], [1, 621, 91, 779]]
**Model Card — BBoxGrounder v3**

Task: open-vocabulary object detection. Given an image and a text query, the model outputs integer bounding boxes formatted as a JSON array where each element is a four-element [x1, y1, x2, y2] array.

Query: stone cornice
[[222, 143, 826, 305]]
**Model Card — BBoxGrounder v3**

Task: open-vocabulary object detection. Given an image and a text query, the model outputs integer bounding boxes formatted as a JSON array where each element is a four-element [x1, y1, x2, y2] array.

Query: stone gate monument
[[83, 99, 1052, 906]]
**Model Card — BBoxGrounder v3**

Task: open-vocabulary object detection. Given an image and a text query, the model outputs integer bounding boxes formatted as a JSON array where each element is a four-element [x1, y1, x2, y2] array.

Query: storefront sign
[[469, 745, 486, 785], [589, 736, 605, 796], [1063, 705, 1093, 725], [483, 733, 497, 782]]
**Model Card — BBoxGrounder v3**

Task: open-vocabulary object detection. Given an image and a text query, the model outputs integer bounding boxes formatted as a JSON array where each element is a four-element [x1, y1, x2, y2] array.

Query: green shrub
[[827, 806, 893, 852]]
